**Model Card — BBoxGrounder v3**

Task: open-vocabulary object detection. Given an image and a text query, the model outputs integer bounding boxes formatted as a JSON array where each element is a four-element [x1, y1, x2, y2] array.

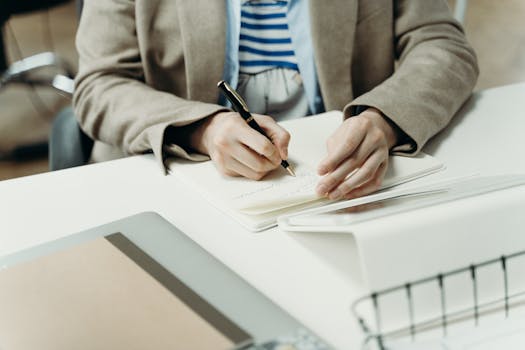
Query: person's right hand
[[190, 111, 291, 180]]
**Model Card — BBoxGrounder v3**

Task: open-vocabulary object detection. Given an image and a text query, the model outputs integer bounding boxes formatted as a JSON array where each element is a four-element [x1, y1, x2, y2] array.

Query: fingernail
[[318, 165, 327, 175]]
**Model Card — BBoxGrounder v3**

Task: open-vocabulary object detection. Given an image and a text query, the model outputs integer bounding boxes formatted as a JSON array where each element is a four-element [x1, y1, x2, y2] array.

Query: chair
[[48, 0, 94, 170], [0, 1, 69, 71], [0, 0, 75, 92], [49, 106, 93, 170], [0, 0, 76, 161], [0, 0, 93, 170]]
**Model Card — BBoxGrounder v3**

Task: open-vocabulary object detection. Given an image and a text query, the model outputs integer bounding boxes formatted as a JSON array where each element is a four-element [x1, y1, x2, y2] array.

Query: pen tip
[[287, 166, 296, 177]]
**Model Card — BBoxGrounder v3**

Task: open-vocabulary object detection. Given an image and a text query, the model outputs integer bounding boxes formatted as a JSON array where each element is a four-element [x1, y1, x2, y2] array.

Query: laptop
[[0, 212, 330, 350]]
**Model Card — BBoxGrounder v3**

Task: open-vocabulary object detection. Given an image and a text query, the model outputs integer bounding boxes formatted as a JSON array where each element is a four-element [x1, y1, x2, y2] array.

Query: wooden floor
[[1, 1, 525, 181]]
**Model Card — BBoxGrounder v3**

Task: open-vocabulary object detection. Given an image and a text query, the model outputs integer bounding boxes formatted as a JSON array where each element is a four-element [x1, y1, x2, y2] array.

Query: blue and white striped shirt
[[222, 0, 325, 114], [239, 0, 299, 74]]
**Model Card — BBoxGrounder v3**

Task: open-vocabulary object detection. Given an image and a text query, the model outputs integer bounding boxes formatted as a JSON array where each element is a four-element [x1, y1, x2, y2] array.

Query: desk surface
[[1, 82, 525, 349]]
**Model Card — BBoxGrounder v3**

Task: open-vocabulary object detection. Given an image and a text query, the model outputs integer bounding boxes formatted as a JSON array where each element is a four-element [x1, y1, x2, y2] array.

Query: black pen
[[217, 80, 296, 177]]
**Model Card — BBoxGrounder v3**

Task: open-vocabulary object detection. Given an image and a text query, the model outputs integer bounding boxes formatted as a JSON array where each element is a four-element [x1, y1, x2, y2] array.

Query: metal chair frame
[[0, 51, 74, 95]]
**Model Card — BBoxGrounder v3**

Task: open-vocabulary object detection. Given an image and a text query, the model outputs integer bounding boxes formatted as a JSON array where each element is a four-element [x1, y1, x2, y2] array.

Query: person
[[73, 0, 478, 200]]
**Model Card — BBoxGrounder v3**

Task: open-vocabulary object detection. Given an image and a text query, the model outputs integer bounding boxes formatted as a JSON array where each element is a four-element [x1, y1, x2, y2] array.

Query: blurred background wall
[[450, 0, 525, 88], [0, 0, 524, 180]]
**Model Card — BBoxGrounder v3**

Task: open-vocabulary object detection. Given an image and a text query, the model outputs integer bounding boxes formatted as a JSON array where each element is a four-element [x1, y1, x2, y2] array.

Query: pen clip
[[218, 80, 249, 112]]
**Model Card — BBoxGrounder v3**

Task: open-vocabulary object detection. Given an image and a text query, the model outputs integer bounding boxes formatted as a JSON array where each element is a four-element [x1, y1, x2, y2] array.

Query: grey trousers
[[237, 68, 310, 122]]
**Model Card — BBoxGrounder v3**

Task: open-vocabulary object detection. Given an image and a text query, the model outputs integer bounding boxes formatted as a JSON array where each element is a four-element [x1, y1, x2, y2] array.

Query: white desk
[[1, 82, 525, 349]]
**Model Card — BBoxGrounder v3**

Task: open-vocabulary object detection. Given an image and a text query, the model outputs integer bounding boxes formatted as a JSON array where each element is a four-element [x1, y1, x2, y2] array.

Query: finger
[[344, 161, 388, 200], [316, 134, 378, 195], [224, 156, 269, 181], [255, 115, 291, 160], [318, 118, 367, 175], [237, 126, 282, 166], [232, 143, 280, 174], [327, 149, 387, 200]]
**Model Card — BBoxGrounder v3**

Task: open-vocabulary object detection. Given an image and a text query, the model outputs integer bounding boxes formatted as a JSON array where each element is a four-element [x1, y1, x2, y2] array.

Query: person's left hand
[[315, 108, 399, 200]]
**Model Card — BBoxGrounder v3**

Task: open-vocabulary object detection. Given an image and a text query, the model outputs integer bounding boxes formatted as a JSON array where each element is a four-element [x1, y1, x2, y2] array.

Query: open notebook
[[168, 111, 443, 232]]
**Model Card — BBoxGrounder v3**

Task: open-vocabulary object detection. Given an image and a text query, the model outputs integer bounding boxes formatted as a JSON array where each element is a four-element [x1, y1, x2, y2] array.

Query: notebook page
[[167, 112, 341, 219], [169, 160, 322, 212], [234, 165, 321, 215]]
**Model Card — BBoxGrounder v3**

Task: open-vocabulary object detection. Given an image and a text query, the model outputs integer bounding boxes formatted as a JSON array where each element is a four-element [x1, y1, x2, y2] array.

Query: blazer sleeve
[[344, 0, 479, 154], [73, 0, 225, 172]]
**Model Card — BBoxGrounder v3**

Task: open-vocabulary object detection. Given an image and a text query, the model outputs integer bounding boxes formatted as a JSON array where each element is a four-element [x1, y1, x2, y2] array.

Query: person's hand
[[315, 108, 398, 200], [190, 111, 290, 180]]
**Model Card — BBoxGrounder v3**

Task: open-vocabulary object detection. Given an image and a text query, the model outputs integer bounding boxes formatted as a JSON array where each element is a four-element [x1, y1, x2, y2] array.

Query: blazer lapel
[[309, 0, 357, 110], [176, 0, 227, 103]]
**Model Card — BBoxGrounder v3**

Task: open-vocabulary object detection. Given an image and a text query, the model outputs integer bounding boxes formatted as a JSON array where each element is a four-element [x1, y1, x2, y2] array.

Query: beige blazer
[[73, 0, 478, 171]]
